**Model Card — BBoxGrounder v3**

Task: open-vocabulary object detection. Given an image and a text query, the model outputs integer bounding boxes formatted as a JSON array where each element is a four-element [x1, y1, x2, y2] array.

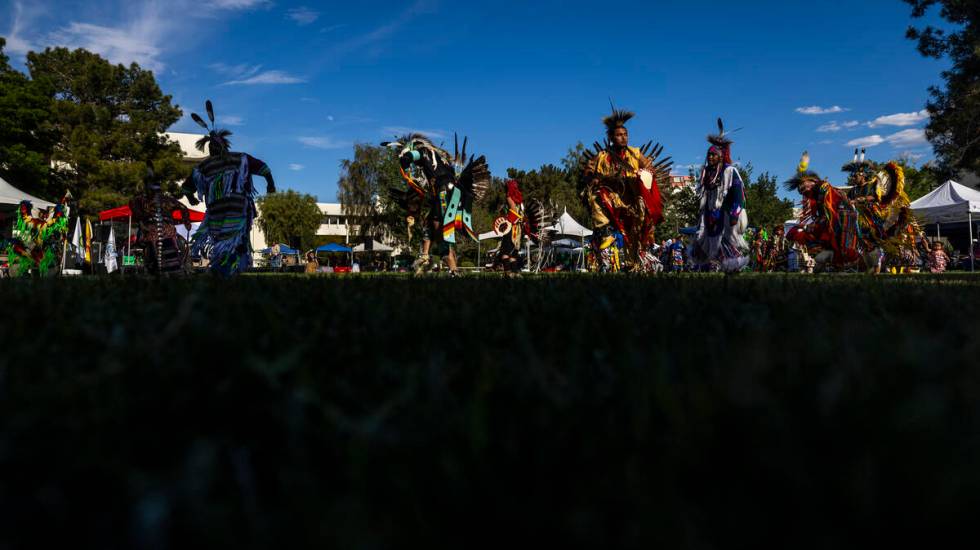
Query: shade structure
[[260, 244, 300, 255], [352, 240, 394, 252], [909, 181, 980, 224], [0, 175, 55, 208], [317, 243, 352, 253], [98, 205, 206, 223], [543, 208, 593, 237]]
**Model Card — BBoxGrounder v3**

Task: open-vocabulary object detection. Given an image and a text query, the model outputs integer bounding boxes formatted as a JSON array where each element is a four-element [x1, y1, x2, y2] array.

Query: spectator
[[305, 251, 319, 274], [927, 241, 951, 274]]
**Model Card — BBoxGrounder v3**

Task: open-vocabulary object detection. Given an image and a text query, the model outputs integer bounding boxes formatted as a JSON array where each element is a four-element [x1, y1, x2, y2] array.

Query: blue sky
[[2, 0, 951, 202]]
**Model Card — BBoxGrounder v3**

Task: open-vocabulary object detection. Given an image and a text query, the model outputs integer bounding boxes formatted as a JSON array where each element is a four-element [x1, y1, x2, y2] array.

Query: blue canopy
[[679, 226, 699, 236], [317, 243, 352, 253], [261, 243, 299, 255]]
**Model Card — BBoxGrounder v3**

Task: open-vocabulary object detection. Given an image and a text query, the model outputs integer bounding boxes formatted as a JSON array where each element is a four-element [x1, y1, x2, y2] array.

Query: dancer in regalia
[[2, 195, 69, 277], [383, 134, 491, 276], [491, 179, 555, 274], [688, 119, 749, 273], [580, 103, 671, 272], [181, 100, 276, 276], [131, 166, 193, 274]]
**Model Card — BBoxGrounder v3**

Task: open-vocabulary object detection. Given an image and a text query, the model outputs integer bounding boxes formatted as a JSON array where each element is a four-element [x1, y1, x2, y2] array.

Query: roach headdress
[[190, 100, 232, 155], [783, 151, 824, 193], [706, 118, 734, 165], [841, 148, 876, 177], [603, 100, 635, 135]]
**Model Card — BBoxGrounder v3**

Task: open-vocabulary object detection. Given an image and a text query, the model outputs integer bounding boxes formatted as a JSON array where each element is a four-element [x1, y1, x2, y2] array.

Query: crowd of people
[[2, 98, 973, 279]]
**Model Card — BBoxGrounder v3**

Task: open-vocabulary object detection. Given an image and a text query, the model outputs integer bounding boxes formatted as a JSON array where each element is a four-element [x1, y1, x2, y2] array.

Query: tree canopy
[[256, 190, 323, 251], [905, 0, 980, 178], [22, 46, 186, 212], [0, 38, 56, 196]]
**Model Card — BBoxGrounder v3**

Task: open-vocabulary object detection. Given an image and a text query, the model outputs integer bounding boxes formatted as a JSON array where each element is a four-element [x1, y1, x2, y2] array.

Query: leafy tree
[[25, 47, 185, 213], [256, 190, 323, 251], [659, 186, 701, 236], [336, 143, 406, 246], [736, 163, 795, 230], [905, 0, 980, 177], [0, 38, 55, 196], [897, 154, 942, 201]]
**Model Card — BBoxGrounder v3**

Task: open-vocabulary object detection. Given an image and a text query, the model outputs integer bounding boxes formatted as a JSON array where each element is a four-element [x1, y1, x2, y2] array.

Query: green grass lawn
[[1, 273, 979, 548]]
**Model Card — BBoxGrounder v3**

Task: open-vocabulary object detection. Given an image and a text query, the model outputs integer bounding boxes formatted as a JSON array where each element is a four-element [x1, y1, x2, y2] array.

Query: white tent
[[0, 175, 55, 208], [911, 180, 980, 271], [543, 208, 593, 237], [909, 180, 980, 224], [352, 240, 394, 252]]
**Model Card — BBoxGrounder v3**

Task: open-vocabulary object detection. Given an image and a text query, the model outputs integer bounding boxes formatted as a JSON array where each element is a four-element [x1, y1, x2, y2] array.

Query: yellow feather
[[797, 151, 810, 174]]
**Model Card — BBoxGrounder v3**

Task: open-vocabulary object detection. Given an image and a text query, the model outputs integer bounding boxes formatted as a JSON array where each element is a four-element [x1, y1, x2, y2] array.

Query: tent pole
[[127, 215, 132, 257], [477, 240, 481, 272], [970, 213, 975, 273]]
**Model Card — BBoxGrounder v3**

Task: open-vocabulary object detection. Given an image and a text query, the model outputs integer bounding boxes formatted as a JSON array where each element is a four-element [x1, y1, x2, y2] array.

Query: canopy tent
[[260, 244, 300, 255], [352, 240, 394, 252], [552, 238, 582, 248], [0, 175, 55, 208], [98, 205, 205, 223], [543, 208, 593, 237], [317, 243, 352, 253], [911, 181, 980, 271], [909, 181, 980, 224]]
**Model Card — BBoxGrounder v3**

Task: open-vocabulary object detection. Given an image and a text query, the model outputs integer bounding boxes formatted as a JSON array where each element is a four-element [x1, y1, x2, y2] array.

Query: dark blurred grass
[[1, 273, 979, 549]]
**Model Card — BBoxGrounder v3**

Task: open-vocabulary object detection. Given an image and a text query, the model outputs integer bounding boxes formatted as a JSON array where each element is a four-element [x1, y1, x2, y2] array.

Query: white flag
[[104, 226, 118, 273], [71, 216, 82, 259]]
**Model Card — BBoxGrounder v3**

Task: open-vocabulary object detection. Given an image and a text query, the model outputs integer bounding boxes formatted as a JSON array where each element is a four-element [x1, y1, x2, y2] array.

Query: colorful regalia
[[688, 119, 749, 272], [383, 134, 491, 276], [180, 101, 276, 277], [785, 150, 922, 272], [491, 179, 556, 273], [2, 196, 69, 277], [580, 104, 671, 272], [132, 167, 193, 275]]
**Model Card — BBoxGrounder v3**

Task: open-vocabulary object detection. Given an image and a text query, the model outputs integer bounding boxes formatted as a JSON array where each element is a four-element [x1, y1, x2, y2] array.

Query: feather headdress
[[784, 151, 824, 193], [190, 100, 232, 154], [841, 148, 875, 174], [603, 100, 635, 134], [706, 117, 735, 165]]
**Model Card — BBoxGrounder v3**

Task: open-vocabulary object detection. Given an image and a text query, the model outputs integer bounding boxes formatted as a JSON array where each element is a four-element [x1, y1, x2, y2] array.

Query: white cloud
[[845, 129, 928, 149], [7, 0, 271, 71], [289, 163, 305, 171], [212, 0, 272, 7], [47, 16, 168, 72], [381, 126, 448, 139], [224, 70, 305, 85], [327, 115, 335, 121], [817, 121, 842, 133], [220, 115, 244, 126], [210, 63, 262, 79], [898, 151, 926, 163], [4, 1, 40, 55], [846, 135, 886, 148], [817, 140, 835, 145], [843, 121, 860, 128], [886, 128, 928, 147], [287, 7, 320, 25], [299, 136, 348, 150], [868, 110, 930, 128], [796, 105, 848, 115]]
